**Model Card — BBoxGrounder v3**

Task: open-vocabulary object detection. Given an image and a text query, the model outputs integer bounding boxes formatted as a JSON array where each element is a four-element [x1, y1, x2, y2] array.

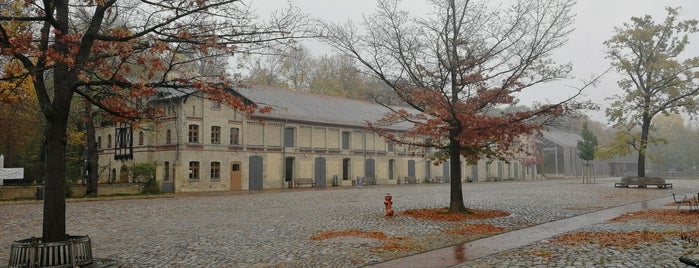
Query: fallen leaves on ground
[[310, 229, 388, 240], [609, 209, 699, 225], [444, 223, 506, 235], [552, 230, 666, 248], [400, 207, 510, 222], [309, 229, 416, 252]]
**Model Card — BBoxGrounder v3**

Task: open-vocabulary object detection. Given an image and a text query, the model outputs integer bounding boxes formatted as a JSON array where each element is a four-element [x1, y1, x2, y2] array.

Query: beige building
[[95, 86, 537, 192]]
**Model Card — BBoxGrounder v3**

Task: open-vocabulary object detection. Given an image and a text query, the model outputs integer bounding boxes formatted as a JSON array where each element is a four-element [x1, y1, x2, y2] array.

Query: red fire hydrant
[[384, 193, 394, 217]]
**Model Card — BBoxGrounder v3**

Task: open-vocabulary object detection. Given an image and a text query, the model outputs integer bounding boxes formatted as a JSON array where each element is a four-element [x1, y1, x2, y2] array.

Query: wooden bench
[[404, 176, 418, 184], [614, 177, 672, 189], [361, 177, 377, 186], [293, 178, 315, 188]]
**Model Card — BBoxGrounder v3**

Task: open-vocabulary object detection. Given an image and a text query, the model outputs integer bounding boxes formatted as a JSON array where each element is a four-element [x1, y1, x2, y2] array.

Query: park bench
[[404, 176, 418, 184], [362, 177, 377, 186], [293, 178, 315, 188], [614, 177, 672, 189]]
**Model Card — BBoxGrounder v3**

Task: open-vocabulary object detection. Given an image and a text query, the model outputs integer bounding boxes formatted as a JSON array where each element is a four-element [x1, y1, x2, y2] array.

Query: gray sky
[[251, 0, 699, 124]]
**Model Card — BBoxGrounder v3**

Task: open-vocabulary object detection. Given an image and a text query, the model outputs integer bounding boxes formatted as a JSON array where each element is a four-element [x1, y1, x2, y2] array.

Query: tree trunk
[[448, 136, 467, 212], [638, 115, 651, 178], [85, 103, 98, 197], [42, 115, 69, 242]]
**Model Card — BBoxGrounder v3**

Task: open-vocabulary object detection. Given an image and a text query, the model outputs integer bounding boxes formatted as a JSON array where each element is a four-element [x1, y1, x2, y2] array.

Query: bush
[[142, 178, 163, 194]]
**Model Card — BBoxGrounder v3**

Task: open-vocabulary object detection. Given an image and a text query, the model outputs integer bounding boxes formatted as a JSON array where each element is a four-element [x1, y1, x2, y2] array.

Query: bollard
[[384, 193, 394, 217]]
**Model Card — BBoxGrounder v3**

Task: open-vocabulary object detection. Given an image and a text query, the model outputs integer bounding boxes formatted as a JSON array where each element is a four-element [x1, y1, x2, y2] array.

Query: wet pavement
[[1, 177, 697, 267], [369, 196, 674, 267]]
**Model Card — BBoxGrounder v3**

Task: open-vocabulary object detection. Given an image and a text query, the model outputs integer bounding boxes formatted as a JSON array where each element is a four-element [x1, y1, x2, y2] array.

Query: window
[[188, 124, 199, 143], [341, 131, 350, 150], [107, 134, 112, 148], [212, 100, 221, 109], [387, 141, 394, 152], [230, 127, 239, 145], [211, 126, 221, 144], [138, 131, 144, 146], [192, 106, 196, 116], [210, 162, 220, 180], [284, 127, 295, 147], [97, 136, 102, 149], [163, 161, 170, 180], [189, 161, 200, 180], [165, 129, 172, 144]]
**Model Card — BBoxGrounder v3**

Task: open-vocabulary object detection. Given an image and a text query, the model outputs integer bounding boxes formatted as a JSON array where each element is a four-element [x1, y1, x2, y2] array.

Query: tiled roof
[[236, 86, 414, 130], [541, 129, 581, 148]]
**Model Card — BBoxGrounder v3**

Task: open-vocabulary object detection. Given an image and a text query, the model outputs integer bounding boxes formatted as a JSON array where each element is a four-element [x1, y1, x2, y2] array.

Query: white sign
[[0, 168, 24, 185]]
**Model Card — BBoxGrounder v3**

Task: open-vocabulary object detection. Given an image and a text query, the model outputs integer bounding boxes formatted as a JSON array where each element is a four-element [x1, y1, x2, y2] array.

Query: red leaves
[[552, 231, 666, 248]]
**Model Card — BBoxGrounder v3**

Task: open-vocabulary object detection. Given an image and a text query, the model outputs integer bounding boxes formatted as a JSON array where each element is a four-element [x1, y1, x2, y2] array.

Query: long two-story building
[[96, 86, 537, 192]]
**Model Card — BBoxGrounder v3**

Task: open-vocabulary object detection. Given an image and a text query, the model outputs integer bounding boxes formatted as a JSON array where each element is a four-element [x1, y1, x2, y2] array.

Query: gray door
[[442, 161, 450, 182], [408, 160, 416, 177], [471, 165, 478, 182], [365, 159, 375, 178], [497, 162, 503, 180], [249, 156, 263, 190], [314, 157, 326, 187]]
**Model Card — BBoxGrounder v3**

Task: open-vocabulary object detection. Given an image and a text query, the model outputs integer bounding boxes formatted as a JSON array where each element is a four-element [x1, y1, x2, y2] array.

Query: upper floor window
[[387, 140, 394, 152], [211, 126, 221, 144], [188, 124, 199, 143], [212, 100, 221, 109], [230, 127, 240, 145], [284, 127, 295, 147], [210, 162, 221, 180], [165, 129, 172, 144], [189, 161, 200, 180], [341, 131, 350, 150], [107, 134, 112, 148], [97, 136, 102, 149]]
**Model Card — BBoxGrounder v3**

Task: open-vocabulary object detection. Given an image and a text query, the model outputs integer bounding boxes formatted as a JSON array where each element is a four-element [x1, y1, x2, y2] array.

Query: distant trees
[[603, 7, 699, 177]]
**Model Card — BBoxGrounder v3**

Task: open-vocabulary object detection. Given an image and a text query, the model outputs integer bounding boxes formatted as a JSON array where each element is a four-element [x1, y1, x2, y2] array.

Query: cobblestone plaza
[[1, 177, 698, 267]]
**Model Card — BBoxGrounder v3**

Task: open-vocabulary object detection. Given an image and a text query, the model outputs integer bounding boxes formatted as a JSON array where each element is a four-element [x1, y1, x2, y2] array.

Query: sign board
[[0, 168, 24, 185]]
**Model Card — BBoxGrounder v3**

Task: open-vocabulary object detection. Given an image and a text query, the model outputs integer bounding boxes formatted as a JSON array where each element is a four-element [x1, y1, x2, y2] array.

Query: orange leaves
[[552, 231, 666, 248], [551, 209, 699, 249], [400, 207, 510, 222], [609, 209, 699, 225], [444, 223, 506, 235], [310, 229, 388, 241]]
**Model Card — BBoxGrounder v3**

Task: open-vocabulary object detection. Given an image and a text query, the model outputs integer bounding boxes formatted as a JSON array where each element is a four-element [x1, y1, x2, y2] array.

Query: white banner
[[0, 168, 24, 185]]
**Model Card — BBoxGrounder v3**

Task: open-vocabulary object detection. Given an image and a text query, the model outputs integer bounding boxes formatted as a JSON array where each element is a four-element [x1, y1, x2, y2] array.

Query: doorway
[[230, 161, 242, 191]]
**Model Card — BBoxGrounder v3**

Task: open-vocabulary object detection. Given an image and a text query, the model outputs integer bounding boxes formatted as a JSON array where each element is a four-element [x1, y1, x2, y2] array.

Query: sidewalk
[[369, 195, 674, 267]]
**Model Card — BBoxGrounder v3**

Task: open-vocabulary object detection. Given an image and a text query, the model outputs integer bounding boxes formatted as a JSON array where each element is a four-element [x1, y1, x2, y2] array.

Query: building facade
[[96, 86, 536, 192]]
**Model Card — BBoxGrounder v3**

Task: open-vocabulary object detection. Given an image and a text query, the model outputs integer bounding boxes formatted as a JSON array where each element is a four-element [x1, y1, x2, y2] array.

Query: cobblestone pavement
[[1, 177, 698, 268]]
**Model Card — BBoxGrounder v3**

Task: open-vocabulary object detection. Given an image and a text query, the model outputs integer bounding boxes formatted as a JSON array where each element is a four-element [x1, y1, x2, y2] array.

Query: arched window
[[96, 136, 102, 149], [138, 131, 144, 146], [165, 129, 172, 144], [107, 134, 112, 148]]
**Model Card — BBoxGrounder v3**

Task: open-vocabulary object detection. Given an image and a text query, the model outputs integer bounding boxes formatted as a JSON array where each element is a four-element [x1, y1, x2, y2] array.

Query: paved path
[[1, 177, 698, 267]]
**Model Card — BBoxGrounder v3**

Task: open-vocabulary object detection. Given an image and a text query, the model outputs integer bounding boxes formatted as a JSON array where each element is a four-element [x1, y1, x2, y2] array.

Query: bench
[[614, 177, 672, 189], [404, 176, 418, 184], [361, 177, 377, 186], [293, 178, 315, 188]]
